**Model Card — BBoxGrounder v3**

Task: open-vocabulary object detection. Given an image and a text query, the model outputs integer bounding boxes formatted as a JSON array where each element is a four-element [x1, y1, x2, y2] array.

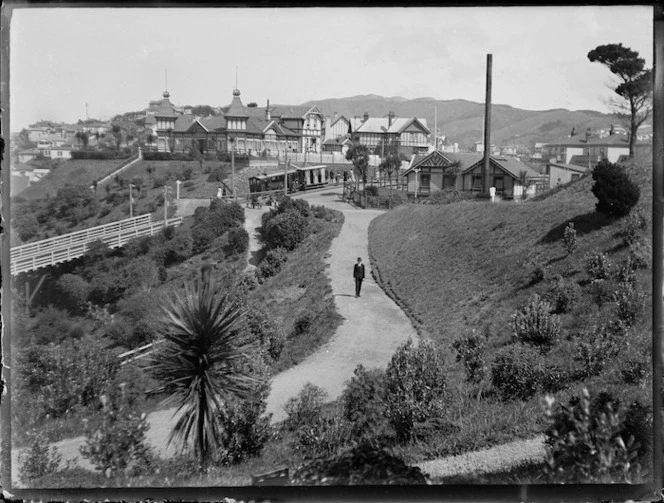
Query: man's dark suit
[[354, 262, 365, 297]]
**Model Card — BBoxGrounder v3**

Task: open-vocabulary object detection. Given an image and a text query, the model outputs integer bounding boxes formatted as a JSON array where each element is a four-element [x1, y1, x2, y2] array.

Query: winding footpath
[[12, 188, 547, 483]]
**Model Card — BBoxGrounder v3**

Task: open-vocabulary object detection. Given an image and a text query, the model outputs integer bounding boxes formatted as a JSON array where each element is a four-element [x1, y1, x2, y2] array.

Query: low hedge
[[141, 152, 193, 161], [70, 150, 132, 160]]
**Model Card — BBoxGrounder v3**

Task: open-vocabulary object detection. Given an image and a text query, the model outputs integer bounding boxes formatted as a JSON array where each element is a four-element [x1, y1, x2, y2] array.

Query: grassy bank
[[368, 153, 653, 458], [248, 210, 345, 373]]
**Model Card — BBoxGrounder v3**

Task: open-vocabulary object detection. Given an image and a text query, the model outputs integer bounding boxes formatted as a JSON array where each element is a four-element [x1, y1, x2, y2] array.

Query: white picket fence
[[10, 214, 183, 275]]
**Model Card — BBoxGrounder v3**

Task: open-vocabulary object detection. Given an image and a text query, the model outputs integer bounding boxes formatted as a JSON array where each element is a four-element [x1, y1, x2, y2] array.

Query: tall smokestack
[[482, 54, 492, 195]]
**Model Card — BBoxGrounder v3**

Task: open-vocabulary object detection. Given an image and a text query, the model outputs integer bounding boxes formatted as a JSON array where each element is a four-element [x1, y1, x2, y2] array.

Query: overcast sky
[[8, 5, 653, 131]]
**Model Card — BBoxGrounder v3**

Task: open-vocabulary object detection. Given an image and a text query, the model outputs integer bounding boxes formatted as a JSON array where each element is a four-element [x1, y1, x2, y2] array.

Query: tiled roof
[[323, 136, 351, 146], [483, 156, 540, 179], [277, 105, 312, 119], [403, 151, 482, 176], [154, 97, 178, 119], [548, 161, 587, 173], [198, 116, 227, 132], [173, 114, 196, 133], [354, 117, 430, 135], [225, 91, 248, 118]]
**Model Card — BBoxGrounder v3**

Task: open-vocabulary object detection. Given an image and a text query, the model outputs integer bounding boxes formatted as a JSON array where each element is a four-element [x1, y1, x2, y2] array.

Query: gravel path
[[416, 435, 547, 481], [265, 189, 418, 422]]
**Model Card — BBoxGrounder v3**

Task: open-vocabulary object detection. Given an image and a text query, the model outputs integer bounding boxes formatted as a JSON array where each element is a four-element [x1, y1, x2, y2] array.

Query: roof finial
[[232, 66, 241, 96], [163, 69, 170, 99]]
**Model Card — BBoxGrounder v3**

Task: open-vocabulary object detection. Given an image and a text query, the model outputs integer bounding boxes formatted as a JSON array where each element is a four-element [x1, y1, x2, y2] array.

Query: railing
[[118, 339, 164, 366], [10, 214, 183, 275]]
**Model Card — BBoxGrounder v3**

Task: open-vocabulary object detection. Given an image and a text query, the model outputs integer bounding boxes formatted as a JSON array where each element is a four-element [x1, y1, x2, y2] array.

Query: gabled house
[[171, 91, 300, 156], [460, 156, 541, 197], [345, 112, 430, 157], [322, 135, 352, 154], [402, 151, 540, 198], [543, 135, 651, 164], [271, 105, 326, 153]]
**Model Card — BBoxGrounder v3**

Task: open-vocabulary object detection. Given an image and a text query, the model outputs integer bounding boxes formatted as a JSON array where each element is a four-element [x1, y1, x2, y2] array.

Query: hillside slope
[[369, 154, 652, 346]]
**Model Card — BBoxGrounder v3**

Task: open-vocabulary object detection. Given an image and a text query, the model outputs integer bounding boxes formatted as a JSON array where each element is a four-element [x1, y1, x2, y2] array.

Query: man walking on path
[[354, 257, 365, 297]]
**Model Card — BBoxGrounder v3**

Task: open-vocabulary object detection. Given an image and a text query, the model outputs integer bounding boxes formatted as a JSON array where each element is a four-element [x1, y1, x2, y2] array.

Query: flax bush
[[452, 329, 487, 384], [383, 338, 447, 442], [510, 294, 561, 351]]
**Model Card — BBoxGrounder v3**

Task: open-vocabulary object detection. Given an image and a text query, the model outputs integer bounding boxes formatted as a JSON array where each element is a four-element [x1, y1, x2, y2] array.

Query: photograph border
[[1, 2, 662, 500]]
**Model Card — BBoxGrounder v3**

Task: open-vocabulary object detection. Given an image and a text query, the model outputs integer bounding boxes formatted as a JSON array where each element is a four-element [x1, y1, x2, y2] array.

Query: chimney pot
[[363, 112, 369, 123], [388, 111, 395, 127]]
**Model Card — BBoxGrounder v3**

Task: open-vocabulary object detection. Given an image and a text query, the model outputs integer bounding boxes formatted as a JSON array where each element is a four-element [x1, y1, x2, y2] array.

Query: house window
[[472, 174, 482, 190]]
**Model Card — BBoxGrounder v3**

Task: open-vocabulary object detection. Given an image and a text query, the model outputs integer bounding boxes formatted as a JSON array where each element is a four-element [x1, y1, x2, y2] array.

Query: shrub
[[585, 251, 612, 281], [30, 305, 80, 345], [141, 151, 191, 161], [573, 323, 623, 379], [383, 339, 447, 442], [256, 246, 288, 281], [165, 229, 194, 265], [290, 444, 429, 485], [543, 389, 641, 483], [614, 280, 645, 326], [617, 257, 638, 285], [588, 278, 613, 308], [262, 209, 310, 250], [510, 294, 561, 351], [341, 364, 388, 443], [214, 361, 272, 465], [227, 226, 249, 255], [452, 330, 487, 384], [563, 222, 578, 256], [491, 344, 541, 401], [527, 256, 549, 283], [548, 275, 581, 314], [80, 393, 154, 477], [283, 382, 328, 433], [291, 405, 352, 460], [191, 225, 216, 255], [246, 305, 286, 362], [619, 208, 648, 246], [19, 429, 62, 482], [292, 311, 314, 338], [207, 166, 228, 183], [629, 240, 651, 270], [428, 187, 466, 205], [18, 339, 120, 420], [591, 160, 640, 217], [365, 185, 379, 196]]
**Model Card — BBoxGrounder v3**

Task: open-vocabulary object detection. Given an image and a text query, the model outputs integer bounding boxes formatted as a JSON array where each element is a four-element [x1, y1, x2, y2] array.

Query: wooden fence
[[10, 214, 183, 275]]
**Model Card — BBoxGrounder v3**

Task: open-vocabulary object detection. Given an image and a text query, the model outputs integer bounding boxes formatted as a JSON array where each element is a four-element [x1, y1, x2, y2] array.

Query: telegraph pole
[[482, 54, 493, 195]]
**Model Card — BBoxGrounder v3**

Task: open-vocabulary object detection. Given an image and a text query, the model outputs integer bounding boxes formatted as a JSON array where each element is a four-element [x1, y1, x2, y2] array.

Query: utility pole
[[434, 106, 437, 151], [129, 183, 135, 218], [163, 185, 169, 227], [230, 137, 236, 202], [482, 54, 493, 196]]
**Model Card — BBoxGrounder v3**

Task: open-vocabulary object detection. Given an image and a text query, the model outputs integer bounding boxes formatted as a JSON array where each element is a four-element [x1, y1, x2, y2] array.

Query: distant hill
[[301, 95, 647, 151]]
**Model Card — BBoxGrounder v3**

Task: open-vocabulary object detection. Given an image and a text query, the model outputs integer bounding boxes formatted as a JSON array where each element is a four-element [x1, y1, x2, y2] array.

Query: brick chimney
[[266, 99, 270, 121], [388, 111, 395, 127], [363, 112, 369, 123]]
